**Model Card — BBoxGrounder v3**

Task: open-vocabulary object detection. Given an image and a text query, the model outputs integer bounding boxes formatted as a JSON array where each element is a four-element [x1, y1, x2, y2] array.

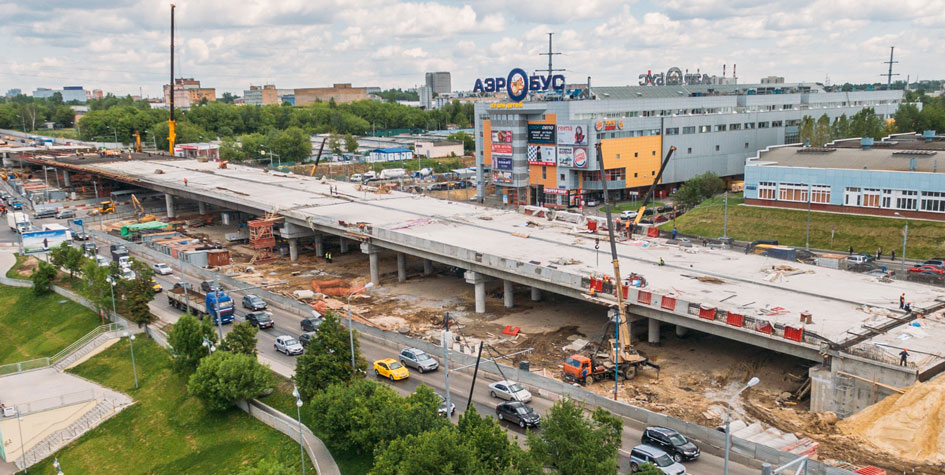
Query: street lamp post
[[292, 385, 306, 475], [724, 377, 760, 475], [347, 282, 374, 371], [54, 457, 63, 475], [127, 332, 138, 389], [202, 337, 216, 354], [107, 277, 117, 321], [805, 185, 812, 250], [260, 146, 280, 168], [17, 406, 27, 473], [894, 212, 909, 274]]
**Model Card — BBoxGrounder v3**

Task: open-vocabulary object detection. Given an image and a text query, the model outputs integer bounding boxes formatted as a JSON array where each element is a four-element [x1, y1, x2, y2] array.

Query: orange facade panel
[[600, 136, 663, 188], [482, 120, 492, 167], [528, 164, 557, 188]]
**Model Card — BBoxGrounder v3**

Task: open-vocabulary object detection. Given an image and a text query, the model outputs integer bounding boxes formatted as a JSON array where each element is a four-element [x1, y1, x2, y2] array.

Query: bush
[[31, 261, 57, 295], [187, 351, 273, 411], [168, 313, 218, 372]]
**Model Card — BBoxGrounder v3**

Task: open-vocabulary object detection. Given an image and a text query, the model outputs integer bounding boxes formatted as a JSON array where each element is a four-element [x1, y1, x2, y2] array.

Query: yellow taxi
[[151, 278, 163, 293], [373, 358, 409, 381]]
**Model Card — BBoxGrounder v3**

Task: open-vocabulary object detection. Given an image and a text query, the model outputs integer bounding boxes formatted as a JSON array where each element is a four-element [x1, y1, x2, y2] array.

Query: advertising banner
[[557, 147, 574, 167], [492, 171, 514, 184], [491, 130, 512, 144], [527, 124, 556, 144], [527, 145, 556, 166], [556, 124, 588, 146], [493, 156, 513, 170], [544, 187, 568, 195], [572, 147, 589, 168], [21, 229, 70, 255], [491, 143, 512, 154]]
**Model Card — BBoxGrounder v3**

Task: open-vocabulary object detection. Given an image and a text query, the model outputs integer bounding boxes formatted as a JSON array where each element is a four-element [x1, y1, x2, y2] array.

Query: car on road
[[200, 280, 222, 293], [72, 231, 90, 242], [55, 209, 75, 219], [274, 335, 304, 356], [864, 268, 894, 278], [908, 265, 945, 275], [847, 254, 873, 265], [922, 258, 945, 267], [120, 268, 136, 280], [301, 317, 321, 332], [299, 332, 316, 347], [399, 348, 439, 373], [436, 393, 455, 417], [151, 278, 162, 293], [641, 426, 700, 463], [495, 401, 540, 429], [94, 255, 109, 267], [629, 444, 686, 474], [173, 281, 193, 290], [242, 294, 267, 311], [488, 380, 532, 403], [34, 208, 56, 219], [373, 358, 409, 381], [152, 262, 173, 275], [245, 311, 274, 329], [81, 242, 96, 256], [620, 210, 638, 220], [10, 201, 22, 210]]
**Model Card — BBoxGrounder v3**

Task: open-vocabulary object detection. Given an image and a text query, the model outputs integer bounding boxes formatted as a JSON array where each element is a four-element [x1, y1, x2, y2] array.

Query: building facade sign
[[527, 145, 556, 166], [493, 156, 513, 170], [594, 119, 624, 132], [556, 124, 587, 146], [473, 68, 566, 102], [492, 170, 514, 184], [544, 187, 568, 195], [639, 67, 716, 86], [557, 147, 573, 167], [527, 124, 556, 144]]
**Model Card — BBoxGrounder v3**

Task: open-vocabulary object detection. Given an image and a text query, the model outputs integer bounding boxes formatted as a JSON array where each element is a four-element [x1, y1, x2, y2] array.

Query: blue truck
[[167, 285, 235, 324]]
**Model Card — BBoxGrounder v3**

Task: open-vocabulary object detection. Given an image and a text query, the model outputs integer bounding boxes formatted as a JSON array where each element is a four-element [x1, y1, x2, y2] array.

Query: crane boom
[[633, 146, 677, 226], [309, 137, 328, 176]]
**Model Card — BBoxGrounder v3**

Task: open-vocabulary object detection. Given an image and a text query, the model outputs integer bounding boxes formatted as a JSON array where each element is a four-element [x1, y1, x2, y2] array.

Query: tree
[[850, 107, 884, 140], [831, 114, 852, 139], [79, 260, 114, 319], [327, 134, 342, 157], [123, 259, 157, 327], [187, 351, 273, 411], [221, 321, 258, 355], [673, 172, 725, 210], [168, 313, 218, 372], [526, 399, 622, 475], [49, 241, 84, 279], [813, 114, 831, 146], [344, 133, 359, 153], [457, 405, 533, 473], [448, 131, 475, 154], [294, 311, 367, 400], [798, 115, 815, 146], [219, 136, 244, 161], [31, 261, 57, 295], [370, 425, 478, 475], [219, 92, 238, 104]]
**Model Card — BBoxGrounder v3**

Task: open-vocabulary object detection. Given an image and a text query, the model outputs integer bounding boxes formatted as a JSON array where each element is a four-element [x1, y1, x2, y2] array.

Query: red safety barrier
[[620, 284, 630, 299], [587, 220, 598, 232], [784, 326, 804, 342], [637, 290, 651, 305], [854, 467, 886, 475], [754, 321, 774, 334], [660, 296, 676, 311], [647, 227, 660, 237], [726, 312, 744, 327], [502, 326, 520, 336], [699, 306, 716, 320]]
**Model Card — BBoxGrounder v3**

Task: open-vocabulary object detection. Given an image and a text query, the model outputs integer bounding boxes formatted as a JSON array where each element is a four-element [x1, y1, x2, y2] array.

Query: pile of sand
[[839, 375, 945, 464]]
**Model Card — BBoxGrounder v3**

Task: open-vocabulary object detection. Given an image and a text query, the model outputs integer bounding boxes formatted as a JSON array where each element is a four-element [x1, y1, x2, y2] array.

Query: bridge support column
[[465, 271, 489, 314], [531, 287, 542, 301], [314, 234, 324, 257], [361, 243, 380, 286], [339, 237, 350, 254], [675, 325, 688, 338], [63, 170, 71, 187], [648, 318, 661, 345], [289, 238, 299, 262], [423, 259, 433, 276], [198, 201, 207, 215], [165, 194, 176, 219], [397, 253, 407, 282], [503, 280, 514, 309]]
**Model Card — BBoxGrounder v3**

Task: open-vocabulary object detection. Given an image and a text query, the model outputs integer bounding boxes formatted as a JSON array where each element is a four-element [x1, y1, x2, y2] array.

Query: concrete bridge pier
[[531, 287, 542, 301], [503, 281, 514, 309], [397, 253, 407, 282], [165, 194, 176, 219], [465, 271, 489, 314], [63, 170, 71, 187], [339, 237, 350, 254], [198, 201, 207, 215], [288, 238, 299, 261], [648, 318, 661, 345], [676, 325, 689, 338], [423, 259, 433, 276], [314, 234, 324, 257], [361, 243, 380, 286]]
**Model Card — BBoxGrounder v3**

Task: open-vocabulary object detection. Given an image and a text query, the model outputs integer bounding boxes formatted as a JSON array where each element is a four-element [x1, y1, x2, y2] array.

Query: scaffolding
[[248, 212, 280, 264]]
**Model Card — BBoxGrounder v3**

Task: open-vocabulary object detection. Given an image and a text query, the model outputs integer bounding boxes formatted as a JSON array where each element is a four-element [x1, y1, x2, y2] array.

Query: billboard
[[492, 171, 513, 184], [21, 229, 70, 255], [491, 130, 512, 143], [572, 147, 589, 168], [527, 145, 556, 166], [557, 147, 574, 167], [527, 124, 556, 144], [556, 124, 588, 146], [493, 156, 513, 170]]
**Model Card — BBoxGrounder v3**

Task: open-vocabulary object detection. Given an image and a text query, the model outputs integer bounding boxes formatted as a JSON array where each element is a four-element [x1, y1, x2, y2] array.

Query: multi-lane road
[[0, 181, 758, 474]]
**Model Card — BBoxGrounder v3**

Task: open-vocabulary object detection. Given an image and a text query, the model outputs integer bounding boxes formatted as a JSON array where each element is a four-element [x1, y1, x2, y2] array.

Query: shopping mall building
[[473, 76, 903, 208]]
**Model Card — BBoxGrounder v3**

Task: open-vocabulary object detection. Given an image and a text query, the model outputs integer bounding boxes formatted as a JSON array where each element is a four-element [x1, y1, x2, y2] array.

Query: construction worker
[[900, 293, 906, 310], [658, 257, 665, 266], [900, 348, 909, 367], [326, 251, 332, 264], [184, 178, 188, 187], [905, 302, 912, 313]]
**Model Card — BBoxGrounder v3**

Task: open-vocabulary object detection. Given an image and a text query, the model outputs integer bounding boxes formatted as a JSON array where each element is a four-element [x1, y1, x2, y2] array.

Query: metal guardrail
[[0, 323, 123, 376], [13, 389, 98, 416]]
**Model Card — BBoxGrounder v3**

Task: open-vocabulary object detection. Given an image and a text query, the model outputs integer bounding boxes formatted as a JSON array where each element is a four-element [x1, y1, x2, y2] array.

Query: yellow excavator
[[98, 201, 115, 215], [131, 194, 155, 222]]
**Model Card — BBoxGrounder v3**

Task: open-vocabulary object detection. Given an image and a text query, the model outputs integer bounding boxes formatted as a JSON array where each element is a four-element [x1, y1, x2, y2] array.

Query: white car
[[121, 269, 136, 280], [488, 380, 532, 403], [274, 335, 304, 356], [152, 263, 173, 275], [620, 210, 639, 220]]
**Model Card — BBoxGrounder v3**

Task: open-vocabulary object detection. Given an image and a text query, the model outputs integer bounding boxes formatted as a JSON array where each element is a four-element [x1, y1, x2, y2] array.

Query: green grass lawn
[[675, 194, 945, 259], [0, 285, 102, 365], [28, 338, 316, 474], [599, 200, 666, 213], [262, 375, 374, 475], [5, 254, 30, 279], [30, 128, 80, 140]]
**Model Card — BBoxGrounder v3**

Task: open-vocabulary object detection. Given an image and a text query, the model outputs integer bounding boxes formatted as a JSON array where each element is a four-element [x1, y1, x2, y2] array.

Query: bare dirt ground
[[191, 220, 939, 473]]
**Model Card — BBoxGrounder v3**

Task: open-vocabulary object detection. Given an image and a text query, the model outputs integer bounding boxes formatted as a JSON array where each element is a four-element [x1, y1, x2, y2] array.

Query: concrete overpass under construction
[[22, 155, 945, 417]]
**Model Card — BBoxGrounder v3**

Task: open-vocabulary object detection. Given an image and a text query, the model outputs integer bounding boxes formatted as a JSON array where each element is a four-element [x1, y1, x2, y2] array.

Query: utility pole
[[442, 312, 452, 420], [881, 46, 899, 89], [537, 33, 564, 80], [722, 191, 729, 239]]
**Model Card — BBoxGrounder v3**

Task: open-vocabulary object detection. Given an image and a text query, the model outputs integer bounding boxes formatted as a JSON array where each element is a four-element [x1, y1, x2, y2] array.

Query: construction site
[[5, 149, 945, 473]]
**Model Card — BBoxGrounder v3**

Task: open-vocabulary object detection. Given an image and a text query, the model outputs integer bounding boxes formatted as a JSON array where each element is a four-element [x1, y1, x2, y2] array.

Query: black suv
[[200, 280, 223, 293], [244, 311, 273, 329], [301, 317, 321, 332], [641, 426, 700, 462]]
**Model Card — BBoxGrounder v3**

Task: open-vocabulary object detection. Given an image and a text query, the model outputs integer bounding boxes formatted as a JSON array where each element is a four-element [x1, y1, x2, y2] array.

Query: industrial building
[[474, 82, 903, 208], [294, 83, 369, 105], [243, 84, 279, 106], [414, 139, 463, 158], [163, 78, 216, 108], [368, 147, 413, 163], [425, 71, 451, 95], [744, 131, 945, 220]]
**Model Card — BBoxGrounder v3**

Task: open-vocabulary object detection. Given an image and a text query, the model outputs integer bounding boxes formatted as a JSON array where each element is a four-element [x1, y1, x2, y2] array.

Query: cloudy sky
[[3, 0, 944, 98]]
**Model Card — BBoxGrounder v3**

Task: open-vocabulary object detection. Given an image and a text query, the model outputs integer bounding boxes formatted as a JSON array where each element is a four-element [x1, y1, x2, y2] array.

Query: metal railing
[[13, 389, 98, 416], [0, 323, 123, 376]]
